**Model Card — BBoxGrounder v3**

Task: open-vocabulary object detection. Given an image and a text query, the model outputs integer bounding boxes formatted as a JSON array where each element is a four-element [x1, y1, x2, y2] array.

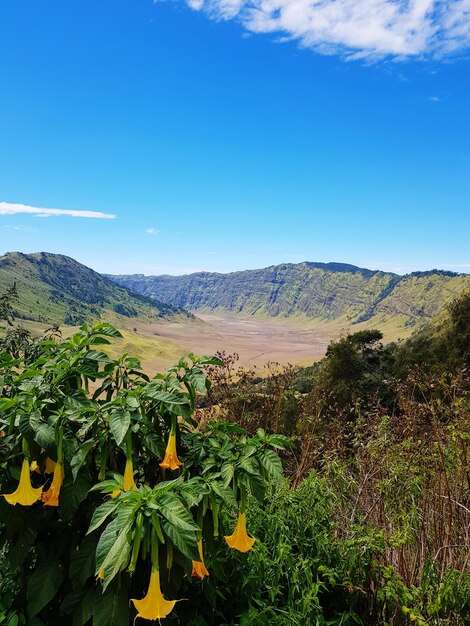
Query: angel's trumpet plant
[[112, 435, 138, 497], [3, 458, 42, 506], [225, 487, 256, 553], [42, 427, 65, 506], [159, 416, 182, 471], [131, 533, 178, 622], [224, 511, 256, 553], [191, 539, 209, 580], [111, 458, 137, 498], [41, 462, 65, 507]]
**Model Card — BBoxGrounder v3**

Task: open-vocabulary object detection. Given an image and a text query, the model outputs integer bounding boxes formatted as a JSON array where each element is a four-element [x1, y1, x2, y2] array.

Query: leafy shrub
[[0, 323, 289, 625]]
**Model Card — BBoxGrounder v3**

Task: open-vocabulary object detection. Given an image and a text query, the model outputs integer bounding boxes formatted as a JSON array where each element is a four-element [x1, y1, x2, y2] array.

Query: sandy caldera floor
[[135, 313, 350, 370]]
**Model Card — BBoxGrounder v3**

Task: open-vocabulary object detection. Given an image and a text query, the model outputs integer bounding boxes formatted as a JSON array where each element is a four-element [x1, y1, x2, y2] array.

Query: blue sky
[[0, 0, 469, 276]]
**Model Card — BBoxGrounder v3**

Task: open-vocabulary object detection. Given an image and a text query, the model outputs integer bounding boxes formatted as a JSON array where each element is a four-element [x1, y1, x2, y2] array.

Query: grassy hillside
[[109, 262, 470, 329], [0, 251, 192, 325]]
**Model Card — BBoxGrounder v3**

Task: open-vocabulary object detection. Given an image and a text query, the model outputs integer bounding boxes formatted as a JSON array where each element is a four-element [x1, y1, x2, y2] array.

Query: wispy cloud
[[146, 227, 159, 235], [3, 224, 40, 233], [180, 0, 470, 60], [0, 201, 116, 219]]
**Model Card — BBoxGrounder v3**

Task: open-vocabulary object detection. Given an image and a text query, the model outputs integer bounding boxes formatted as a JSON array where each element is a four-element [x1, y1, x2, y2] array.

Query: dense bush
[[1, 289, 469, 625], [0, 322, 289, 625]]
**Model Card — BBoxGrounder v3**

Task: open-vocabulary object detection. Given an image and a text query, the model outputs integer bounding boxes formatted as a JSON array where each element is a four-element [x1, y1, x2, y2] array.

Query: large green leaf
[[95, 518, 119, 573], [59, 467, 90, 522], [210, 480, 238, 506], [93, 579, 129, 626], [26, 560, 63, 618], [70, 535, 98, 589], [159, 494, 199, 532], [161, 520, 199, 561], [109, 409, 131, 447], [144, 386, 191, 419], [70, 439, 95, 481], [34, 423, 55, 448], [87, 499, 119, 535], [98, 522, 132, 591], [220, 462, 234, 487], [259, 449, 283, 480], [18, 409, 41, 440]]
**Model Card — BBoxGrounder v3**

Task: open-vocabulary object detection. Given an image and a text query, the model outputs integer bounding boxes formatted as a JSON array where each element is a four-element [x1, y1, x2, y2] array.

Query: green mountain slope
[[0, 252, 192, 325], [109, 262, 470, 329]]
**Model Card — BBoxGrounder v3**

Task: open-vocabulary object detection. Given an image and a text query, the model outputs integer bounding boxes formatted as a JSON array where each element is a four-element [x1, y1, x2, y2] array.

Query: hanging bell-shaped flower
[[191, 538, 209, 580], [41, 462, 65, 507], [131, 567, 178, 621], [224, 511, 256, 553], [3, 458, 43, 507]]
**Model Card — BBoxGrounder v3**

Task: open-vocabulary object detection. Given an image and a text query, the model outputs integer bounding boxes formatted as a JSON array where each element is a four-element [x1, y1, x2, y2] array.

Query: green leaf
[[26, 560, 63, 618], [70, 439, 95, 481], [265, 434, 292, 449], [87, 499, 119, 535], [184, 368, 207, 394], [221, 462, 234, 487], [61, 588, 95, 626], [151, 476, 183, 497], [59, 467, 91, 522], [97, 521, 132, 590], [82, 350, 112, 362], [93, 579, 129, 626], [109, 409, 131, 447], [95, 519, 119, 573], [91, 323, 123, 339], [259, 449, 283, 479], [159, 494, 199, 532], [210, 480, 237, 506], [144, 386, 191, 419], [34, 423, 55, 448], [161, 520, 198, 561], [18, 410, 41, 440], [245, 472, 266, 502], [70, 535, 98, 589]]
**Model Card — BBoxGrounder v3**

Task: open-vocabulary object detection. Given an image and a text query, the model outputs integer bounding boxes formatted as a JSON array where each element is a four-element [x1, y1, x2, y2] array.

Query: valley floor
[[17, 312, 415, 373], [128, 311, 411, 370]]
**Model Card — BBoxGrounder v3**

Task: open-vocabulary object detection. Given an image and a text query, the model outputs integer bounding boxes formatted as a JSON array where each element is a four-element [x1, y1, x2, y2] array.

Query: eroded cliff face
[[109, 262, 470, 328]]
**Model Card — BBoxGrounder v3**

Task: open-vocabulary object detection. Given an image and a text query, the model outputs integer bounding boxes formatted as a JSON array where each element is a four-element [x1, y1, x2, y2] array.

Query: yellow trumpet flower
[[111, 458, 137, 498], [224, 512, 256, 553], [45, 457, 57, 474], [123, 458, 137, 491], [3, 458, 43, 506], [159, 432, 182, 471], [191, 539, 209, 580], [42, 463, 65, 507], [31, 457, 56, 475], [131, 568, 177, 622]]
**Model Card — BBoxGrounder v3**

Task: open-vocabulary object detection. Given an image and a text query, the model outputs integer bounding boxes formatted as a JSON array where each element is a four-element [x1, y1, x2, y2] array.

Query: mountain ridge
[[0, 251, 193, 326], [108, 261, 470, 329]]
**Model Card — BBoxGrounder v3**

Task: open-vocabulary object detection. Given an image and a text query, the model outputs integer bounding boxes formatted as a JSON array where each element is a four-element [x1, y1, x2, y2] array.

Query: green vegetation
[[0, 252, 192, 325], [0, 317, 289, 626], [0, 288, 468, 625], [109, 261, 470, 330]]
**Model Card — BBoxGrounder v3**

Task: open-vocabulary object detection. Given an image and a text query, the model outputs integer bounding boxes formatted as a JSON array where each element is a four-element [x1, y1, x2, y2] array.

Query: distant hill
[[0, 252, 192, 326], [109, 262, 470, 329]]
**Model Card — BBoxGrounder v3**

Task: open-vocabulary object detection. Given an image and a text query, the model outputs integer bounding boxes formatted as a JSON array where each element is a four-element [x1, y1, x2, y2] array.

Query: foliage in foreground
[[0, 322, 289, 625], [200, 293, 470, 625], [1, 290, 469, 626]]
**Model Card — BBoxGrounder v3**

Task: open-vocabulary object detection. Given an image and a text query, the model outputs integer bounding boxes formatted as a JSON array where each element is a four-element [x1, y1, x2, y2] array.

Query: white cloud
[[0, 201, 116, 219], [182, 0, 470, 59], [146, 227, 159, 235], [3, 224, 40, 233]]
